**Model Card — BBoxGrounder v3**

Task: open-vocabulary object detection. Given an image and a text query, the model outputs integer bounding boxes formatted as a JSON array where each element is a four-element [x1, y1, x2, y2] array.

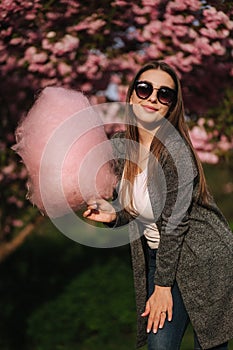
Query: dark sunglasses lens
[[135, 82, 152, 99], [158, 88, 175, 105]]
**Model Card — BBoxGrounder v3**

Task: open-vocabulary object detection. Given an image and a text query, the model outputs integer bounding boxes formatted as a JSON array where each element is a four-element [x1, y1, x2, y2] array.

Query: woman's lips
[[142, 105, 158, 112]]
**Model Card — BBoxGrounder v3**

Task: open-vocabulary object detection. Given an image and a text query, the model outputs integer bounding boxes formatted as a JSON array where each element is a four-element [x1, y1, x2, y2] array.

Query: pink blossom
[[212, 41, 226, 56], [74, 16, 106, 34], [87, 19, 106, 34], [46, 31, 56, 39], [25, 46, 37, 58], [32, 52, 48, 63], [25, 13, 36, 20], [41, 78, 58, 88], [200, 27, 218, 39], [218, 135, 233, 152], [81, 82, 92, 92], [195, 37, 213, 55], [46, 12, 61, 20], [142, 21, 162, 40], [132, 4, 150, 15], [142, 0, 160, 6], [167, 0, 200, 13], [145, 44, 161, 59], [57, 62, 72, 76], [0, 53, 7, 63], [174, 25, 188, 37], [5, 56, 17, 70], [53, 35, 80, 55], [10, 37, 23, 45], [226, 20, 233, 30], [12, 219, 24, 227], [196, 151, 219, 164], [135, 16, 148, 25], [167, 1, 187, 12], [0, 28, 12, 37], [2, 163, 15, 175], [111, 0, 128, 6]]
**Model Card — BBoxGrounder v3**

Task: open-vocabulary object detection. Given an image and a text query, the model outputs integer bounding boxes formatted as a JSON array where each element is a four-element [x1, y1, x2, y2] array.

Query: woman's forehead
[[139, 69, 175, 89]]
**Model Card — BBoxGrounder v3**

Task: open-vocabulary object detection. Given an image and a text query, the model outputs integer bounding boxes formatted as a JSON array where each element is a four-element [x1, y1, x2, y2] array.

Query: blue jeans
[[147, 248, 228, 350]]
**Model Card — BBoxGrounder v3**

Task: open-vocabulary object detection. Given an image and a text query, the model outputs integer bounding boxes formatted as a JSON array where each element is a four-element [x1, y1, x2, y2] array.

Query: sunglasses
[[134, 81, 176, 105]]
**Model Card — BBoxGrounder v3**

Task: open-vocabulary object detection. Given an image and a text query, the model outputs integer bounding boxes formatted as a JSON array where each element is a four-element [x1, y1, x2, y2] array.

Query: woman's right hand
[[83, 198, 117, 223]]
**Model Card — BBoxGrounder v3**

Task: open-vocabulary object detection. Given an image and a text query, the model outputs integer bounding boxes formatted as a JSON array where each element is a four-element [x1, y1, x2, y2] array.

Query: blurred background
[[0, 0, 233, 349]]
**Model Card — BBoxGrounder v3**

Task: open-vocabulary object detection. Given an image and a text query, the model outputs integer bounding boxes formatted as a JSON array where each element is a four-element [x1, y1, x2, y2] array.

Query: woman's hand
[[141, 285, 173, 333], [83, 198, 117, 223]]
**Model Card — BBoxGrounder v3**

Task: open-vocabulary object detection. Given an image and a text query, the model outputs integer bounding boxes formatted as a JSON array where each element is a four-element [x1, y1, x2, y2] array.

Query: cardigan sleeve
[[154, 139, 198, 286]]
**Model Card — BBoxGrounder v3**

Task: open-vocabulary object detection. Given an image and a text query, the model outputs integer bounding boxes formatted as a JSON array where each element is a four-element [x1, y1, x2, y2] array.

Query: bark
[[0, 216, 44, 263]]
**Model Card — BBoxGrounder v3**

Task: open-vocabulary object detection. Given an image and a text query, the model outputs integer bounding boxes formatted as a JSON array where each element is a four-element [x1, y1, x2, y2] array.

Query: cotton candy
[[13, 87, 117, 217]]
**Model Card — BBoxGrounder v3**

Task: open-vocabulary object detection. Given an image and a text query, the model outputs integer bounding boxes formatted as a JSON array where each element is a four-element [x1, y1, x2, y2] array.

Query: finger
[[141, 302, 150, 317], [83, 209, 91, 217], [147, 311, 159, 334], [87, 203, 98, 210], [167, 305, 173, 322], [159, 311, 167, 329]]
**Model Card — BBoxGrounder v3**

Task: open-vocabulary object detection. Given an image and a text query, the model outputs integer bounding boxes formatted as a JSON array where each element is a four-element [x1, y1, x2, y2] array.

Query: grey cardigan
[[110, 132, 233, 349]]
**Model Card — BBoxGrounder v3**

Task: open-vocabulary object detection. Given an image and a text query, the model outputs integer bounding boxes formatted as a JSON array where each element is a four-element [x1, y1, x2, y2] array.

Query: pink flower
[[2, 163, 15, 175], [135, 16, 148, 25], [87, 19, 106, 34], [32, 52, 48, 63], [196, 151, 219, 164], [12, 219, 24, 227], [218, 135, 233, 152], [25, 13, 36, 20], [57, 62, 72, 76], [200, 27, 218, 39], [132, 4, 150, 15], [53, 35, 80, 55], [195, 37, 213, 55], [111, 0, 128, 6], [142, 0, 160, 6], [25, 46, 37, 58], [145, 44, 161, 59], [10, 37, 23, 45], [212, 41, 226, 55]]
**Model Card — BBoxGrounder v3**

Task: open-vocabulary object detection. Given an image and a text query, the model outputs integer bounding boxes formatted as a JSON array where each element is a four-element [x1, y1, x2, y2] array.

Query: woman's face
[[130, 69, 175, 128]]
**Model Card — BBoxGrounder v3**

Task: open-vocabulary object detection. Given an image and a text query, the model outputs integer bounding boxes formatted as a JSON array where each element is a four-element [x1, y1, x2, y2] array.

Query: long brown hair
[[122, 61, 210, 211]]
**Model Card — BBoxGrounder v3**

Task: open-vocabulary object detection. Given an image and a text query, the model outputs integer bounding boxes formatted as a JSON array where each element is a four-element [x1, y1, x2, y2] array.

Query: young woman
[[83, 61, 233, 349]]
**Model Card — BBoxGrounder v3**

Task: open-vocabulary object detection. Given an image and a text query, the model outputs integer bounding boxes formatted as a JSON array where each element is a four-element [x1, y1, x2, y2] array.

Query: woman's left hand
[[141, 285, 173, 333]]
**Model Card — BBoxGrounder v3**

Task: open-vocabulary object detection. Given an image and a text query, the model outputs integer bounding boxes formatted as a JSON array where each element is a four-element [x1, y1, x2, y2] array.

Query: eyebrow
[[137, 80, 175, 90]]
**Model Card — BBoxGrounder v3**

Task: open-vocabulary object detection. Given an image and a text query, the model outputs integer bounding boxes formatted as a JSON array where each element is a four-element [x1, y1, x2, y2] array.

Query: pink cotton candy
[[13, 87, 117, 217]]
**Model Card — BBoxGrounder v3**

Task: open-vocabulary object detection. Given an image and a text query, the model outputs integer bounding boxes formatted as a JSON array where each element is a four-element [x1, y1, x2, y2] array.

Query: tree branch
[[0, 216, 44, 263]]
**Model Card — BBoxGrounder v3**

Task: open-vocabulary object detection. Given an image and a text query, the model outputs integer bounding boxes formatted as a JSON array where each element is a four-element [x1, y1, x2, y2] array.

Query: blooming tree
[[0, 0, 233, 259]]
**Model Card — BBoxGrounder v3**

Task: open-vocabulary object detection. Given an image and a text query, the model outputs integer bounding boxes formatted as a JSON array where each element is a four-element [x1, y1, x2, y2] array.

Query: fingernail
[[147, 329, 150, 333], [153, 329, 157, 334]]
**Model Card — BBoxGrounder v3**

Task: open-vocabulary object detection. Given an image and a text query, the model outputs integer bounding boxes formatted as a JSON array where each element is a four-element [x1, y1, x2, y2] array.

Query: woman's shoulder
[[161, 133, 199, 179]]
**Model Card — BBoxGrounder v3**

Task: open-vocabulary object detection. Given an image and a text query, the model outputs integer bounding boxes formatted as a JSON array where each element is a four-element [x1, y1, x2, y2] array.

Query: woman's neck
[[138, 125, 160, 149]]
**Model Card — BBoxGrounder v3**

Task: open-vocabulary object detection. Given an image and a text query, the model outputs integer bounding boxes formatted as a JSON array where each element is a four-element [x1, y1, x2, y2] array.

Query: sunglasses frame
[[134, 80, 176, 105]]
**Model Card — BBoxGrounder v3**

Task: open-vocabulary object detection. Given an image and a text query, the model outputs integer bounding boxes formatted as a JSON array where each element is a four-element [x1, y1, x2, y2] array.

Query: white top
[[119, 167, 160, 249]]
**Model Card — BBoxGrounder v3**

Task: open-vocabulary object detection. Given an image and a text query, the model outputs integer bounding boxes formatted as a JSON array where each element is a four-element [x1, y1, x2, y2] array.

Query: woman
[[83, 61, 233, 349]]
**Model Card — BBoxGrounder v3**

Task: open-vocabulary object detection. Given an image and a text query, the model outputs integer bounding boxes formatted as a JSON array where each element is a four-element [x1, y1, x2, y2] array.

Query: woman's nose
[[149, 90, 158, 103]]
